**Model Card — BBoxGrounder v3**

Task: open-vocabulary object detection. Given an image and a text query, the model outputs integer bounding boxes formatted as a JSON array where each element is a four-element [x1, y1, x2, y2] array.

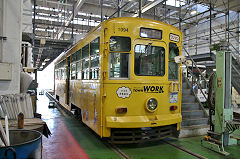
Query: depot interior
[[0, 0, 240, 158]]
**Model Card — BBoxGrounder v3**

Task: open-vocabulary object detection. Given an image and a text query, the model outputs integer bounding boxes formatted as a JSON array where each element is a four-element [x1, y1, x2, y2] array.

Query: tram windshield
[[134, 44, 165, 76]]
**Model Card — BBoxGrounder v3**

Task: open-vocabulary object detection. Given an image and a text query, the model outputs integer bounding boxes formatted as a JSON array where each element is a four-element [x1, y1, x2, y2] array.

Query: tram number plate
[[169, 92, 178, 103], [170, 33, 179, 42], [118, 28, 128, 32]]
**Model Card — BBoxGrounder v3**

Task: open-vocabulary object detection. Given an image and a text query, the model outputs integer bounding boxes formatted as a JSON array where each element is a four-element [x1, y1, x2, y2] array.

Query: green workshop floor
[[39, 94, 240, 159]]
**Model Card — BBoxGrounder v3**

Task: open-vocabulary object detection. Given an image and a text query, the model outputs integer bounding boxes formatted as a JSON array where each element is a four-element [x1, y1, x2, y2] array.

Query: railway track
[[162, 140, 207, 159], [106, 139, 207, 159], [107, 142, 132, 159], [46, 92, 207, 159]]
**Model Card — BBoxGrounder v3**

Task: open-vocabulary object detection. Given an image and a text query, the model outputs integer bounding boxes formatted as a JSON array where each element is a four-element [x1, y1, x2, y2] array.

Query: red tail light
[[116, 107, 127, 113], [170, 106, 178, 111]]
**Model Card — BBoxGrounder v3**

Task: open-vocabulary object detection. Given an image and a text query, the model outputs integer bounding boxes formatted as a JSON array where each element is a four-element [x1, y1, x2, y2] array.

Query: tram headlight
[[146, 98, 158, 112]]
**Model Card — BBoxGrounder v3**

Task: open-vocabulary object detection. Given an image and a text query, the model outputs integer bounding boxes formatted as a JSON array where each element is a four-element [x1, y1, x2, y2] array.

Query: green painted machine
[[201, 42, 240, 155]]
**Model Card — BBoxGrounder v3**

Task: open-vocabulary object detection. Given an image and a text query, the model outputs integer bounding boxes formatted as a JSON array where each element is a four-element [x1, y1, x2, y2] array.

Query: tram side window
[[55, 69, 58, 80], [90, 37, 100, 79], [57, 70, 60, 80], [55, 64, 59, 80], [62, 59, 67, 80], [168, 42, 179, 81], [82, 44, 90, 80], [71, 63, 76, 80], [58, 59, 66, 80], [60, 68, 63, 80], [134, 44, 165, 76], [110, 53, 129, 78], [76, 49, 82, 80], [63, 68, 67, 80], [71, 52, 77, 80]]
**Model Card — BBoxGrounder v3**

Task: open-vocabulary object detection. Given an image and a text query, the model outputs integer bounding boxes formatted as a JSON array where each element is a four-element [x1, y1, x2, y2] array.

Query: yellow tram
[[54, 17, 183, 143]]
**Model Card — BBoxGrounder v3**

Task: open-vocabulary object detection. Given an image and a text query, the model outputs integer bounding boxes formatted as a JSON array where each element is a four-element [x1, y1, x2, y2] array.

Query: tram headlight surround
[[146, 98, 158, 112]]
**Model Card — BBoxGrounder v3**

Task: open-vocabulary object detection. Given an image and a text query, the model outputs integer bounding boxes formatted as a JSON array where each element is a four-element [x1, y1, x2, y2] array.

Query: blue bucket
[[0, 130, 42, 159]]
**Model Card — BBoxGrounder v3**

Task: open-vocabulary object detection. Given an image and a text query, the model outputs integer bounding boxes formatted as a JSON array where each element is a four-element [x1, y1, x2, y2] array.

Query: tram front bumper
[[106, 113, 182, 129]]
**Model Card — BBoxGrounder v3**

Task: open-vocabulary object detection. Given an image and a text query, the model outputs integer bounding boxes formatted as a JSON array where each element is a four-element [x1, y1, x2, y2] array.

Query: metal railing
[[183, 47, 209, 103], [182, 47, 211, 117]]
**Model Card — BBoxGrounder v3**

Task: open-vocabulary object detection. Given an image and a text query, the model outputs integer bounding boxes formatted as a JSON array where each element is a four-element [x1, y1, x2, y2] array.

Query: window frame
[[108, 52, 131, 80], [109, 36, 131, 52]]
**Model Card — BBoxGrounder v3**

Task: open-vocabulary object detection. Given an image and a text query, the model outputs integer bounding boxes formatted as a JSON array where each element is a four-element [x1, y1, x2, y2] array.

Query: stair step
[[181, 124, 209, 130], [182, 89, 192, 95], [181, 118, 208, 127], [232, 77, 240, 83], [180, 124, 209, 138], [182, 103, 200, 111], [232, 74, 240, 78], [182, 83, 189, 89], [182, 95, 196, 103], [182, 110, 205, 119]]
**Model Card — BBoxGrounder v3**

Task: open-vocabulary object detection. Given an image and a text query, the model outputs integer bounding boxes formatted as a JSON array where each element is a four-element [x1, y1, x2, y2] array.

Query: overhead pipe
[[33, 0, 36, 66]]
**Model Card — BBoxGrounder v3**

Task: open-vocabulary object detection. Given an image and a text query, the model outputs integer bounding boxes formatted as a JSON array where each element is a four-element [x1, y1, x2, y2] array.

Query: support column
[[238, 12, 240, 57], [100, 0, 103, 22], [139, 0, 141, 18], [0, 0, 3, 62], [0, 0, 22, 95]]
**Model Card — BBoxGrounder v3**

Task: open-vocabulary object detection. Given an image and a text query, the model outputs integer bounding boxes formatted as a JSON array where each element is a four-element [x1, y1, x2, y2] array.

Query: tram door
[[66, 56, 70, 105]]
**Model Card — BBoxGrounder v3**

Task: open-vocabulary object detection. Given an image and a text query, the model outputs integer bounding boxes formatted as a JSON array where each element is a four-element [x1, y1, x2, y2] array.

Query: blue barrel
[[0, 130, 42, 159]]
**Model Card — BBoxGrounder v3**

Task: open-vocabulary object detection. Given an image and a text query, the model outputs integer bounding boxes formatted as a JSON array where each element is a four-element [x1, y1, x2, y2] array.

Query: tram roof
[[54, 17, 182, 64]]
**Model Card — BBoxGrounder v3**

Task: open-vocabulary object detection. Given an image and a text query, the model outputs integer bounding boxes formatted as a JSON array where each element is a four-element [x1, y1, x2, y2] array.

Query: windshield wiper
[[145, 43, 152, 54]]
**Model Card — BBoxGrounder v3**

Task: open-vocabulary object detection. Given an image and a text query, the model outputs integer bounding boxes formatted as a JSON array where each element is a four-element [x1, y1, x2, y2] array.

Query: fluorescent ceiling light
[[190, 10, 197, 15]]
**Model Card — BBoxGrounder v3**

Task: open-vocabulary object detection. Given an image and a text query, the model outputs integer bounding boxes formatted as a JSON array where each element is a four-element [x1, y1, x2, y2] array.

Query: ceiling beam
[[132, 0, 166, 17], [56, 0, 85, 39]]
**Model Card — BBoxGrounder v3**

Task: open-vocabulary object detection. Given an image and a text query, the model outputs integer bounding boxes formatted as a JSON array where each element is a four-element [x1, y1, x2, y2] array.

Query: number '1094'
[[118, 28, 128, 32]]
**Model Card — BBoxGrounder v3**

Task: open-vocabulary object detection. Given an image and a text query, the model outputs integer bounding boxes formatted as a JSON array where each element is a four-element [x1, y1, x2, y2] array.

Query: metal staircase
[[186, 52, 240, 94], [180, 76, 209, 137], [231, 57, 240, 94], [180, 46, 240, 137]]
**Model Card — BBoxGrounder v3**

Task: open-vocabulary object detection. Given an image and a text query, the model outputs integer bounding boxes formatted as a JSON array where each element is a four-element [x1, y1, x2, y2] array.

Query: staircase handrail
[[183, 47, 208, 83], [183, 62, 208, 102], [232, 64, 240, 77]]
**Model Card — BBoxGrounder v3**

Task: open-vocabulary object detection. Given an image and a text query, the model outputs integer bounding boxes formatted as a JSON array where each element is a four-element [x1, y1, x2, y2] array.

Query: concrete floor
[[37, 94, 240, 159]]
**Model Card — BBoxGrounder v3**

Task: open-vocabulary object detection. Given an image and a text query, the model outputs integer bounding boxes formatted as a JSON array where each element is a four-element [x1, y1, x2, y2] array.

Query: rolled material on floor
[[0, 94, 34, 119], [20, 72, 33, 93]]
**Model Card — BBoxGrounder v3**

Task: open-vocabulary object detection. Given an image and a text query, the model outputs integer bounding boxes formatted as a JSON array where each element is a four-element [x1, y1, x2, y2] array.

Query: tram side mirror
[[174, 56, 186, 64], [185, 60, 192, 66]]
